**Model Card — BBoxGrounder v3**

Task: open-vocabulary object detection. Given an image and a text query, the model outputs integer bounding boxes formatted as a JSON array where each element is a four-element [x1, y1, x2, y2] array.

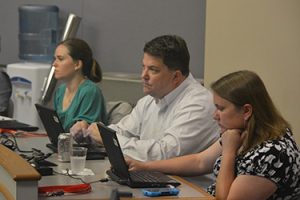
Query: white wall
[[100, 73, 143, 105], [204, 0, 300, 143]]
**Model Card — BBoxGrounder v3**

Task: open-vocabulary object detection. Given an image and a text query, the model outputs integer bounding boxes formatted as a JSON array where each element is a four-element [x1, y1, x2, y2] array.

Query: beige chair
[[106, 101, 133, 125]]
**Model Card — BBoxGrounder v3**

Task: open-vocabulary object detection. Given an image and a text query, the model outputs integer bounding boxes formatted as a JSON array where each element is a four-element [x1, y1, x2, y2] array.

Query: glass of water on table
[[70, 147, 87, 174]]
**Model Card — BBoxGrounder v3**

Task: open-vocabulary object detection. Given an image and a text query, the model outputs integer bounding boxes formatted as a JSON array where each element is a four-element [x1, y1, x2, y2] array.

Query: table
[[15, 135, 215, 200]]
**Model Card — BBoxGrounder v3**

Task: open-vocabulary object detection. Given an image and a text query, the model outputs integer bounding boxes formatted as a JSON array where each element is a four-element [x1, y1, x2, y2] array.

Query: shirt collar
[[155, 73, 194, 109]]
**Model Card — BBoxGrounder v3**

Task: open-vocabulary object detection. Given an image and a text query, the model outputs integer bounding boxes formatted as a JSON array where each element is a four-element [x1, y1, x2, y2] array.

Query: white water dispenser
[[7, 62, 49, 128]]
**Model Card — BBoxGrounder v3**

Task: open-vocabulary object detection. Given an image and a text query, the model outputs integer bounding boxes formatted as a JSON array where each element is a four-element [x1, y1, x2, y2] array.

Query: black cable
[[2, 133, 109, 184], [2, 134, 55, 164], [65, 168, 88, 184], [0, 134, 16, 150], [9, 133, 33, 153]]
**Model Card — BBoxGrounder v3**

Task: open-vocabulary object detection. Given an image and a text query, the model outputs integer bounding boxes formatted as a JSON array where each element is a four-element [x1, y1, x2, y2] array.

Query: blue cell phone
[[142, 187, 180, 197]]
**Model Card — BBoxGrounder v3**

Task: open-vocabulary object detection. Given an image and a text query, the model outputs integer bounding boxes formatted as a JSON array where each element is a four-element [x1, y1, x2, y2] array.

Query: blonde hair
[[211, 70, 291, 153]]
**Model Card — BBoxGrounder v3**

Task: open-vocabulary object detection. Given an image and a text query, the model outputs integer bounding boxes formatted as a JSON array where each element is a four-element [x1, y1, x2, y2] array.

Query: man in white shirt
[[71, 35, 219, 161]]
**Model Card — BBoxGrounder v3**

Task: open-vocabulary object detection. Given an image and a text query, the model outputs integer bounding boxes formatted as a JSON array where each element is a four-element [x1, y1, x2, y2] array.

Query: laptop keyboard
[[130, 171, 172, 183]]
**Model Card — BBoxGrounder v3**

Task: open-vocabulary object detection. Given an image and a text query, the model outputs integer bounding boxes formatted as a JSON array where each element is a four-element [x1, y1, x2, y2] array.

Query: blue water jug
[[19, 4, 59, 62]]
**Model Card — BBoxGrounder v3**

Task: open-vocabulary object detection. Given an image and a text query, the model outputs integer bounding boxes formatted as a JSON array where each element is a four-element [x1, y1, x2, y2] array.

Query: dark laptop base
[[97, 123, 180, 188], [106, 169, 181, 188], [0, 120, 38, 131]]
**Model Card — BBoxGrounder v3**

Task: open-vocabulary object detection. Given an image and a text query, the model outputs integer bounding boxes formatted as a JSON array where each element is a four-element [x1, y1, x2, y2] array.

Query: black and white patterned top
[[207, 129, 300, 200]]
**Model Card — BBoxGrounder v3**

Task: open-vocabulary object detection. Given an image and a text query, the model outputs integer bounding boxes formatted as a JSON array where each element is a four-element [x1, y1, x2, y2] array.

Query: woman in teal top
[[53, 38, 106, 132]]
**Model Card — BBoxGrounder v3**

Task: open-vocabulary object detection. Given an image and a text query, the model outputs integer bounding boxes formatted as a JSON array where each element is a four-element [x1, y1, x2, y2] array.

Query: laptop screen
[[35, 103, 65, 146], [97, 123, 131, 180]]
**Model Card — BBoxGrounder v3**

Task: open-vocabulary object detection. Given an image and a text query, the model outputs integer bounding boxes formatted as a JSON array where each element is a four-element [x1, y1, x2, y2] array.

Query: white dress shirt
[[109, 73, 219, 161]]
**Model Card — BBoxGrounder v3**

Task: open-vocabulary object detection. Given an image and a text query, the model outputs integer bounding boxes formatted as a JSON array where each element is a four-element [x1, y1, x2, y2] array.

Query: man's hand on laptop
[[85, 123, 103, 144], [125, 156, 146, 171], [70, 121, 103, 144], [71, 120, 88, 135], [70, 120, 89, 143]]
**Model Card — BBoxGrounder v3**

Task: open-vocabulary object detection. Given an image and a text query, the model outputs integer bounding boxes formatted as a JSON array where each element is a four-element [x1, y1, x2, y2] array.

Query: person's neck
[[174, 75, 187, 88], [155, 75, 188, 101], [66, 75, 86, 94]]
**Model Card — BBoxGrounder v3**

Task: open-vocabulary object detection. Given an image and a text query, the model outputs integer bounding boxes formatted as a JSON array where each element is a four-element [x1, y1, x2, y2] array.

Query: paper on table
[[62, 168, 95, 176]]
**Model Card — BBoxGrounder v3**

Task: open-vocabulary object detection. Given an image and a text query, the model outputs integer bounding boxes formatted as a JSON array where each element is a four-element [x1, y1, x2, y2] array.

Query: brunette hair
[[59, 38, 102, 82], [211, 70, 291, 153]]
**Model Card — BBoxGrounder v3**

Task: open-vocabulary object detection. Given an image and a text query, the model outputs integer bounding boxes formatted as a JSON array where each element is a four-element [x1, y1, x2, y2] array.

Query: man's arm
[[126, 140, 222, 176], [111, 95, 219, 161]]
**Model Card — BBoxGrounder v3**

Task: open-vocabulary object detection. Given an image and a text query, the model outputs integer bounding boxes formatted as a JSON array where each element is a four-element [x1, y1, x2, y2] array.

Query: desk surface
[[15, 136, 215, 200]]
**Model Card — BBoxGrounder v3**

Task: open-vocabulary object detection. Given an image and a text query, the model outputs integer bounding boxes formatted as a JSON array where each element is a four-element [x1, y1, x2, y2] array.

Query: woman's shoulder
[[265, 129, 298, 151], [77, 79, 103, 98], [79, 80, 101, 92], [241, 129, 300, 199], [81, 79, 98, 87], [242, 129, 300, 169], [238, 130, 298, 176], [251, 129, 298, 155]]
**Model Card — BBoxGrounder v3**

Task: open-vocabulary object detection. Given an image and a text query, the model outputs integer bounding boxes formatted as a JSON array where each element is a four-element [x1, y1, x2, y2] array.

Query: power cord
[[51, 171, 132, 199]]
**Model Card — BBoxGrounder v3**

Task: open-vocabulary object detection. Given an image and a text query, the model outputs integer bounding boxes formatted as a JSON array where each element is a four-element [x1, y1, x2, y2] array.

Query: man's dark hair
[[143, 35, 190, 76]]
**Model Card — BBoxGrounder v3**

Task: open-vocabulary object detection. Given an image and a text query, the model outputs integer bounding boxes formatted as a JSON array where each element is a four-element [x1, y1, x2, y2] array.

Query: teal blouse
[[54, 80, 107, 131]]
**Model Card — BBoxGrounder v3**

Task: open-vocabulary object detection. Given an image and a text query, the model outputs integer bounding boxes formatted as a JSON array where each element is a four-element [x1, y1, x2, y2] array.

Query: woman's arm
[[126, 140, 222, 176], [216, 129, 242, 200], [226, 175, 277, 200], [216, 129, 279, 200], [215, 129, 277, 200]]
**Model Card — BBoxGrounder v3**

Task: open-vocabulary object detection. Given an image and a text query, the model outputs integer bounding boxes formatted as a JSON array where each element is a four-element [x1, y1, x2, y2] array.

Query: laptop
[[35, 103, 106, 160], [0, 116, 38, 131], [97, 122, 181, 188]]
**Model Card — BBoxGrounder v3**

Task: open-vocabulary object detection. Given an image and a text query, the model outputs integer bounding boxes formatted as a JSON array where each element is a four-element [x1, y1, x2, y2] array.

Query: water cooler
[[7, 4, 59, 128], [7, 62, 49, 127]]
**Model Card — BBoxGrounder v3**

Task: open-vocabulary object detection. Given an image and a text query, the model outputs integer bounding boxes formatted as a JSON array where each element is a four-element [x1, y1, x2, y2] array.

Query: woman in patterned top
[[126, 70, 300, 200]]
